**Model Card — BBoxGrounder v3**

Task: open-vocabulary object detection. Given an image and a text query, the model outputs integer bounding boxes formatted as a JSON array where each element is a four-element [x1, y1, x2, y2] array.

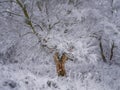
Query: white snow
[[0, 0, 120, 90]]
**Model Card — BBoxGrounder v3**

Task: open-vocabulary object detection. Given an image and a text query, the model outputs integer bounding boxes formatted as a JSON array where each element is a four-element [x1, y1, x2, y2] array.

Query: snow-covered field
[[0, 0, 120, 90]]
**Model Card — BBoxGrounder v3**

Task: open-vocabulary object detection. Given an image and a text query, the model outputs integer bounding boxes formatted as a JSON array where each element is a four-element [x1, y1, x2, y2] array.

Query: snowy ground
[[0, 0, 120, 90]]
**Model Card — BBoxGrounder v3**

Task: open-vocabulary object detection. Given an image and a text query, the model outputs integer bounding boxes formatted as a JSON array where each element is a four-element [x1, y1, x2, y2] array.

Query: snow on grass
[[0, 0, 120, 90]]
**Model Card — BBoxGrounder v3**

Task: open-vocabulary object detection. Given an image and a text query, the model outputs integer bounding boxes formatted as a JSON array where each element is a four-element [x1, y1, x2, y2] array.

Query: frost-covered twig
[[111, 0, 114, 14], [1, 10, 23, 17], [110, 41, 115, 60], [49, 21, 60, 30], [15, 0, 43, 42], [0, 1, 13, 3], [32, 21, 44, 31], [45, 1, 49, 17], [99, 38, 107, 62], [30, 0, 34, 18], [21, 32, 33, 37], [16, 0, 36, 34], [36, 1, 43, 12]]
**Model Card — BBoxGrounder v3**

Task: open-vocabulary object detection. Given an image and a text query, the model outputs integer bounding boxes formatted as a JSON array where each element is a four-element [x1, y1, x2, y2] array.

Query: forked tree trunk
[[53, 52, 68, 76]]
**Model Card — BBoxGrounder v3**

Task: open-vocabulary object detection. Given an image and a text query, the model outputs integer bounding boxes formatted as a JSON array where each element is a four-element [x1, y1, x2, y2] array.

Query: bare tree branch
[[16, 0, 36, 34]]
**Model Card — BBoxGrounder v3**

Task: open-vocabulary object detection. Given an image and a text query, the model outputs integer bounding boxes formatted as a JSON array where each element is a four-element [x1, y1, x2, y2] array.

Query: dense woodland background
[[0, 0, 120, 90]]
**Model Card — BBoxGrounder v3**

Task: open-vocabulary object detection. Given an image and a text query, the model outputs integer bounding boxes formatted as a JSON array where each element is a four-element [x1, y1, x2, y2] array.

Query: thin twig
[[36, 1, 42, 12], [21, 32, 33, 37], [32, 21, 44, 31], [99, 37, 107, 62], [1, 11, 23, 17], [0, 1, 14, 3], [110, 41, 115, 60], [49, 21, 60, 30], [16, 0, 36, 34]]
